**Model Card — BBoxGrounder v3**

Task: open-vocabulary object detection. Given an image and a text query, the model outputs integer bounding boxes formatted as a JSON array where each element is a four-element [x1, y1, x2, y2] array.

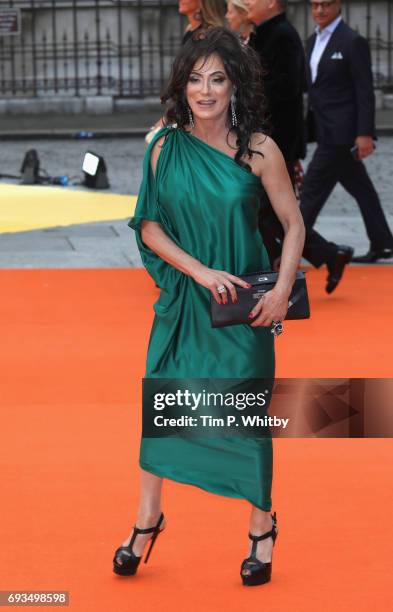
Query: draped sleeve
[[127, 126, 182, 291]]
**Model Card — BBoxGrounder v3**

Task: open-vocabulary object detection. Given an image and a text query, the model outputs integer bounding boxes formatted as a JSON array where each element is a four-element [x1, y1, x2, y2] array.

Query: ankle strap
[[133, 512, 164, 535], [128, 512, 164, 550], [248, 528, 275, 542], [248, 511, 277, 542]]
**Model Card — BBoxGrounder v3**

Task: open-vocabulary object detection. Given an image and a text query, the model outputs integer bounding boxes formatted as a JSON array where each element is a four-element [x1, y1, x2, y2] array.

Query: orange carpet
[[0, 266, 392, 611]]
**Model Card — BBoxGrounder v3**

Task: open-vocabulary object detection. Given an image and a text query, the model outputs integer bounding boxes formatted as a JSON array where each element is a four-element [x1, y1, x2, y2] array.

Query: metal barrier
[[0, 0, 184, 97], [0, 0, 391, 98]]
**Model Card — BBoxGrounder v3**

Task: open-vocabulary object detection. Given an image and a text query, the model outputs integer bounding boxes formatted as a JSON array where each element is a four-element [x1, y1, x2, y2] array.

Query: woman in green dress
[[113, 27, 305, 586]]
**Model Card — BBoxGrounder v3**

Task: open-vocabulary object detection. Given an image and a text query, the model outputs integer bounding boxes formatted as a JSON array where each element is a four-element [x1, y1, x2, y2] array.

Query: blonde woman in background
[[200, 0, 227, 26], [226, 0, 253, 43], [179, 0, 202, 44], [182, 0, 227, 43]]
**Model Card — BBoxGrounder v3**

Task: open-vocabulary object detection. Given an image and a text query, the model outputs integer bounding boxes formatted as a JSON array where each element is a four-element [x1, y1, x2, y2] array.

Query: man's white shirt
[[310, 15, 342, 83]]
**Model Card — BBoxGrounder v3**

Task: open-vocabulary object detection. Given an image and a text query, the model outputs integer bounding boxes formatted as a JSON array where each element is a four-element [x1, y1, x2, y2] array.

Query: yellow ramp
[[0, 183, 137, 233]]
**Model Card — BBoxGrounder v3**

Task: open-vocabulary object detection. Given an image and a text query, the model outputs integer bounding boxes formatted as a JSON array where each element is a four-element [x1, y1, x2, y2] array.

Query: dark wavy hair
[[161, 27, 270, 170]]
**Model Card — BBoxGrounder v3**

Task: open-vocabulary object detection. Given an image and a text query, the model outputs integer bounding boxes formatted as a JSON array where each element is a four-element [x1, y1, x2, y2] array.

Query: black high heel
[[113, 512, 165, 576], [240, 511, 278, 586]]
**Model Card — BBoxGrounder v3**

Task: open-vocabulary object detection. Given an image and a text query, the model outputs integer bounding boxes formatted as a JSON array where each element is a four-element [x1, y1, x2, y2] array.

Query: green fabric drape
[[129, 126, 275, 511]]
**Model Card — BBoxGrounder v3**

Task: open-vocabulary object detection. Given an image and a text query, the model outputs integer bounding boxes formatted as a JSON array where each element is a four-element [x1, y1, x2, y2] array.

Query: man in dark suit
[[246, 0, 353, 293], [301, 0, 393, 263]]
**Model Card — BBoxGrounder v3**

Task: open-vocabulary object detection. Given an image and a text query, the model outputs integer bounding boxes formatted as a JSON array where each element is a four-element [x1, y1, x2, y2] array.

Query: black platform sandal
[[113, 512, 165, 576], [240, 511, 278, 586]]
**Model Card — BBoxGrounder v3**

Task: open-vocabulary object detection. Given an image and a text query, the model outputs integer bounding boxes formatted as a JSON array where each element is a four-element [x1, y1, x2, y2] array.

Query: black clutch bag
[[210, 270, 310, 328]]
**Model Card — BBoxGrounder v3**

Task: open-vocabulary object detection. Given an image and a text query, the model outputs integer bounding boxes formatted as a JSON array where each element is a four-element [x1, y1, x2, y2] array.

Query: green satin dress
[[129, 125, 275, 511]]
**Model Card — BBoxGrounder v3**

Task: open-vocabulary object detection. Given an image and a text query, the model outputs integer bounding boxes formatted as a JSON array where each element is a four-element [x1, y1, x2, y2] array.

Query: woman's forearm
[[274, 220, 305, 297], [141, 220, 204, 278]]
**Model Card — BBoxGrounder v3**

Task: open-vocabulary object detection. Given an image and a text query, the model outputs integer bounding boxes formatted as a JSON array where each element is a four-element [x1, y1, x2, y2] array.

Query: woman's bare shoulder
[[249, 133, 286, 173], [151, 134, 166, 153], [250, 133, 281, 156], [247, 133, 287, 179], [150, 134, 167, 175], [149, 124, 179, 174]]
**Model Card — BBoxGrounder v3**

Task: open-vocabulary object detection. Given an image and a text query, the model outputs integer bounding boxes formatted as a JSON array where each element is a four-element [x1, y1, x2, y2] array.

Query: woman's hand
[[191, 265, 251, 305], [249, 287, 289, 328]]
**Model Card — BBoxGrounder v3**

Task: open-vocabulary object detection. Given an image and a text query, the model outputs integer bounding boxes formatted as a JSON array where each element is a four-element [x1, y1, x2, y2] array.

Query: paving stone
[[0, 235, 74, 251], [0, 252, 132, 268], [43, 224, 120, 237]]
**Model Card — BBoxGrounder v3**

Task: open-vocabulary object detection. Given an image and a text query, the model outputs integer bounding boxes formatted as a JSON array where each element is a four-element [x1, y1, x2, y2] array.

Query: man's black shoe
[[326, 245, 354, 294], [351, 248, 393, 263]]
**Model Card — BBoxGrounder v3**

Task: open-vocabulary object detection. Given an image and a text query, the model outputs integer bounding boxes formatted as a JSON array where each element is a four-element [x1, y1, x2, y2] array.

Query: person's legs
[[300, 145, 340, 228], [338, 152, 393, 250], [303, 228, 338, 268], [119, 469, 165, 557]]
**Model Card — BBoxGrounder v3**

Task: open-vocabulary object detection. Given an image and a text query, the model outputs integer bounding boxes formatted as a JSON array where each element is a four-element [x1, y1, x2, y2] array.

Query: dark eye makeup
[[188, 72, 227, 83]]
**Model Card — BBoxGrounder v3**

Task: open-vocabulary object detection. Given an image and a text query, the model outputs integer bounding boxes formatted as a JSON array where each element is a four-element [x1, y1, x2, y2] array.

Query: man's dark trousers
[[300, 145, 393, 250]]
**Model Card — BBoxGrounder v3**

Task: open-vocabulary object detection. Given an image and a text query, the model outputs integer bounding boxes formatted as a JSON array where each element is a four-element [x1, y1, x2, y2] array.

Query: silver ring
[[271, 320, 283, 336], [217, 285, 227, 294]]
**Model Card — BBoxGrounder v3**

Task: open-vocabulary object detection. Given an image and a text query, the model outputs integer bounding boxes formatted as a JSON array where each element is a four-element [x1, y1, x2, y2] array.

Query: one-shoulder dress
[[129, 126, 275, 511]]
